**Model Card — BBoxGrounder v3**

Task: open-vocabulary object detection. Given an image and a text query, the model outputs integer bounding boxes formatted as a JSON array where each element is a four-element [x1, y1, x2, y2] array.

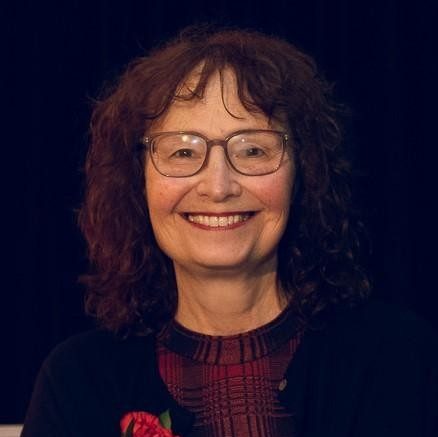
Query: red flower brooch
[[121, 410, 180, 437]]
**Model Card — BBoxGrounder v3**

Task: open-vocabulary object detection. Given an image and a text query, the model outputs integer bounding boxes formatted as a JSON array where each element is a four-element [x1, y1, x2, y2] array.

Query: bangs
[[142, 34, 293, 126]]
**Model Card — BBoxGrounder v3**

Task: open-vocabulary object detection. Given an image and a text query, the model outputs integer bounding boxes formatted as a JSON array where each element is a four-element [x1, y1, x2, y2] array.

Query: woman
[[22, 27, 438, 437]]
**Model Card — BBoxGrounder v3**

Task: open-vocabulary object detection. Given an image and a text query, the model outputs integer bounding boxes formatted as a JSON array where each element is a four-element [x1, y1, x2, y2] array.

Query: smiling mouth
[[183, 212, 255, 229]]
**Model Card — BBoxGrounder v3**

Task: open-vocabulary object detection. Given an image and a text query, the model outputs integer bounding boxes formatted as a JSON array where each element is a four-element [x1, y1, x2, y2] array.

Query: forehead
[[151, 68, 277, 134]]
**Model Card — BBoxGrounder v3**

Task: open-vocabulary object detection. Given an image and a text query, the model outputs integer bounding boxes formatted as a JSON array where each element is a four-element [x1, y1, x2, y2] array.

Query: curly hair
[[79, 26, 371, 335]]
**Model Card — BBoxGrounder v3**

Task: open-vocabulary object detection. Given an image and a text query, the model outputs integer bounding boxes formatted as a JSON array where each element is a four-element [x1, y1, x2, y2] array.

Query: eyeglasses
[[141, 129, 289, 177]]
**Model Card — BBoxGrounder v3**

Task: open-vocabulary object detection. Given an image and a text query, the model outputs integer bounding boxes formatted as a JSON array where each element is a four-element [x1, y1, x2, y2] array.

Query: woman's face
[[145, 70, 295, 276]]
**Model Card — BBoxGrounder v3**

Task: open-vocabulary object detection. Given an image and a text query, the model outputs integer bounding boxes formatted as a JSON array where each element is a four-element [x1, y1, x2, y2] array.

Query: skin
[[145, 69, 295, 335]]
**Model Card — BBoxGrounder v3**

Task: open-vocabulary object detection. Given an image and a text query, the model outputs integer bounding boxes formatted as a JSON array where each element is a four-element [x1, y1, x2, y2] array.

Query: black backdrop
[[2, 0, 437, 423]]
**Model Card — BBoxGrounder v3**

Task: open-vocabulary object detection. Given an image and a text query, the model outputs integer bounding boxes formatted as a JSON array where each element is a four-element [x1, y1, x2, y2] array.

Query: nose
[[196, 146, 242, 201]]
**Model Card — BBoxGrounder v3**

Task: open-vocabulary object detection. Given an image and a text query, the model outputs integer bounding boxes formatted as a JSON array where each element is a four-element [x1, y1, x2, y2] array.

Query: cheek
[[257, 171, 294, 214], [145, 164, 169, 218], [146, 184, 174, 221], [145, 164, 189, 218], [266, 184, 291, 209]]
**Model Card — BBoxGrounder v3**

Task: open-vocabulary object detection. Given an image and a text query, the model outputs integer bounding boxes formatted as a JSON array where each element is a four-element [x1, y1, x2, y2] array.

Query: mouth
[[182, 212, 255, 229]]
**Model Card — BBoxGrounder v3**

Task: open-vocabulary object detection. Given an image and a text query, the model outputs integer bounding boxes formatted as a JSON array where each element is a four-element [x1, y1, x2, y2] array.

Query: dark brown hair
[[79, 26, 371, 335]]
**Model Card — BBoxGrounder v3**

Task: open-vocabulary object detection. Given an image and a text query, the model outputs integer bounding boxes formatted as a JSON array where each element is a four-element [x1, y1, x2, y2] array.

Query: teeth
[[218, 217, 228, 227], [210, 216, 219, 227], [187, 214, 250, 227]]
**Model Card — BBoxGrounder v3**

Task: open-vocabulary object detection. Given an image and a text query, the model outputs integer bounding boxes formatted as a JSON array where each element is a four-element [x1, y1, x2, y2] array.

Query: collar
[[157, 304, 302, 365]]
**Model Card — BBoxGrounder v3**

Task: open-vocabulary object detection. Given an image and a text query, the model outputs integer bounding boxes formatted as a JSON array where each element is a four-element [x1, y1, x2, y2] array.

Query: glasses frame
[[141, 129, 289, 177]]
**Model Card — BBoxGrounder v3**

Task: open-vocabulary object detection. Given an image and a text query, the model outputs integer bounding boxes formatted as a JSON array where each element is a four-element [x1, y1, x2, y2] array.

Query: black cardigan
[[21, 300, 438, 437]]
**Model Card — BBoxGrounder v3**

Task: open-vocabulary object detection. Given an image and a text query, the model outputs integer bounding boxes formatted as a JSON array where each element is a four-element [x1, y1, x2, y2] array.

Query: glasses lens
[[227, 131, 284, 175], [151, 133, 206, 176]]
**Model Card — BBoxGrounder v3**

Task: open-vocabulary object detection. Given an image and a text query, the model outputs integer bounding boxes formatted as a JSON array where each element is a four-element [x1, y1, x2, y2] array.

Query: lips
[[183, 212, 254, 228]]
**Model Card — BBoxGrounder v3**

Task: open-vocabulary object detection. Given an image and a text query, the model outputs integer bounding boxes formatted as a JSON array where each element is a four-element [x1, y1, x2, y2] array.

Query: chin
[[175, 250, 277, 274]]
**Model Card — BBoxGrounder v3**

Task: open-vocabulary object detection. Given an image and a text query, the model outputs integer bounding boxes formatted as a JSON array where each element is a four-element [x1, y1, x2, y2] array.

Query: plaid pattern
[[157, 307, 302, 437]]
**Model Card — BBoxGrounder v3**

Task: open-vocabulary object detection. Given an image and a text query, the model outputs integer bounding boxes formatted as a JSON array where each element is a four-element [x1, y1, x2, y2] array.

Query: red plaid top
[[157, 306, 302, 437]]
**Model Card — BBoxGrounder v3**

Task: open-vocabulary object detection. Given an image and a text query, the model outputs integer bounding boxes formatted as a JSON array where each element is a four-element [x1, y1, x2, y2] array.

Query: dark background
[[2, 0, 437, 423]]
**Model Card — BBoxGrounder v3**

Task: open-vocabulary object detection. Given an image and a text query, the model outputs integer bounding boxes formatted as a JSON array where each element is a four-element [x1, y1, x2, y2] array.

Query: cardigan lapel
[[127, 333, 195, 436]]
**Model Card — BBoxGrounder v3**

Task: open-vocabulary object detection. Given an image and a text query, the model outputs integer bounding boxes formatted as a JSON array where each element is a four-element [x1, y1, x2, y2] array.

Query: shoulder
[[23, 331, 161, 437], [35, 331, 157, 423], [295, 298, 438, 389], [44, 329, 154, 370], [325, 299, 438, 353], [46, 329, 153, 361], [40, 329, 157, 397], [310, 300, 438, 414], [331, 298, 437, 331], [284, 300, 438, 436]]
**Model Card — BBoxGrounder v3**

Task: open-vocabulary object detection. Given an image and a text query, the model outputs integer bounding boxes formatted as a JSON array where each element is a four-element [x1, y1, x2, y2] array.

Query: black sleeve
[[20, 331, 126, 437], [352, 317, 438, 437], [21, 361, 69, 437], [281, 301, 438, 437]]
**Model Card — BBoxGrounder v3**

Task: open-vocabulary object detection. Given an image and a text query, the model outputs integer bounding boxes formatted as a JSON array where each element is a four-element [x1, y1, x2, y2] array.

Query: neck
[[173, 262, 288, 335]]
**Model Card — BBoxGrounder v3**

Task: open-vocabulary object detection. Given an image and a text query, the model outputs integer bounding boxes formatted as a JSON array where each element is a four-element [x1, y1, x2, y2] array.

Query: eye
[[243, 146, 267, 157], [233, 144, 269, 159], [172, 148, 195, 158]]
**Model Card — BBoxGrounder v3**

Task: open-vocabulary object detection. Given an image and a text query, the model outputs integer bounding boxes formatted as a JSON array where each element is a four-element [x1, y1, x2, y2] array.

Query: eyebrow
[[146, 127, 284, 139]]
